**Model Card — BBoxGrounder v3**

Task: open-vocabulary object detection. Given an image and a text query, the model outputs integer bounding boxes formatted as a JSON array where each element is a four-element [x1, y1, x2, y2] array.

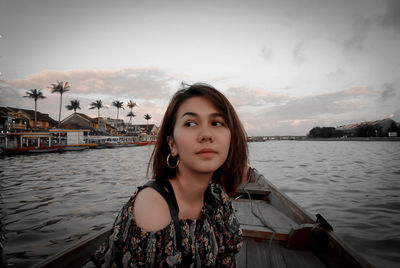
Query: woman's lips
[[196, 148, 217, 158]]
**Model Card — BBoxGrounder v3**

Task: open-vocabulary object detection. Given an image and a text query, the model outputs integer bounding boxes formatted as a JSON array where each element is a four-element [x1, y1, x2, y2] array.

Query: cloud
[[239, 85, 383, 135], [293, 41, 306, 65], [327, 68, 345, 79], [379, 83, 398, 102], [377, 0, 400, 34], [0, 80, 51, 116], [2, 73, 397, 136], [2, 67, 180, 124], [344, 18, 372, 53], [345, 86, 380, 96], [9, 67, 174, 101], [225, 86, 292, 107], [261, 46, 272, 61], [389, 108, 400, 121], [0, 81, 24, 106]]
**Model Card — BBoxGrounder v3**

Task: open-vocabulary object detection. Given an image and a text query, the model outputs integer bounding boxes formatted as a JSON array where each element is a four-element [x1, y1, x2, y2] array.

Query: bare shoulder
[[134, 187, 171, 232]]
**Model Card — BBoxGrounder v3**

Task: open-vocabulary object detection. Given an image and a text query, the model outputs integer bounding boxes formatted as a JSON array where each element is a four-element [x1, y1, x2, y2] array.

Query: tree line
[[308, 122, 400, 138], [23, 81, 151, 130]]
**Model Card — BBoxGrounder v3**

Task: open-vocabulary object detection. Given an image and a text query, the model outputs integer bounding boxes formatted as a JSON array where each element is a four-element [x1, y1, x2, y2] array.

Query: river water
[[1, 141, 399, 267]]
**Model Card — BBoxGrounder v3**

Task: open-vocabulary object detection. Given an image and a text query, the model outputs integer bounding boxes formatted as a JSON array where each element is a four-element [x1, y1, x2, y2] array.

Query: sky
[[0, 0, 399, 136]]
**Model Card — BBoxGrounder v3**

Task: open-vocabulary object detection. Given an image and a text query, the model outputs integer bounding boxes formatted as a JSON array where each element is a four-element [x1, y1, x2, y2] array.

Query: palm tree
[[127, 111, 136, 124], [49, 81, 70, 128], [66, 100, 81, 113], [112, 100, 124, 120], [127, 100, 137, 111], [144, 113, 151, 133], [127, 100, 137, 125], [89, 100, 104, 129], [23, 89, 46, 130]]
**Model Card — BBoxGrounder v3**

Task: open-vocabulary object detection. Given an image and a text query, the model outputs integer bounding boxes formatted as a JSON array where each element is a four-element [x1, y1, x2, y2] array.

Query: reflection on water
[[250, 141, 400, 268], [1, 146, 152, 267], [1, 141, 400, 267]]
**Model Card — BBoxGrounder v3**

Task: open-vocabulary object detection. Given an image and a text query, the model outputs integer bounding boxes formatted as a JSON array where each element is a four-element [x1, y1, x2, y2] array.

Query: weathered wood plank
[[32, 227, 111, 268], [280, 248, 325, 268], [236, 237, 247, 267], [233, 199, 297, 233], [237, 182, 271, 196], [241, 237, 326, 268], [269, 243, 287, 268], [246, 238, 272, 268], [240, 224, 289, 241]]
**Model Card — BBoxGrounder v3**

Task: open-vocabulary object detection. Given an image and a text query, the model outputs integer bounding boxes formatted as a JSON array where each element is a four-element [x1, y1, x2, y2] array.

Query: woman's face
[[168, 96, 231, 175]]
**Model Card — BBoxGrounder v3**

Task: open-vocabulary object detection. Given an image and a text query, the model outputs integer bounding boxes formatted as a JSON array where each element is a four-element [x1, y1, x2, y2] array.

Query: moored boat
[[233, 168, 373, 268], [86, 136, 139, 148], [27, 147, 62, 153], [60, 145, 90, 151], [32, 168, 373, 268], [133, 141, 149, 146], [0, 129, 91, 155]]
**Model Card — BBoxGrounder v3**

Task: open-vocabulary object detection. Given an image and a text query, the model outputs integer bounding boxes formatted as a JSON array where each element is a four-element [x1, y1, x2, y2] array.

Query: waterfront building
[[336, 118, 398, 137], [61, 113, 98, 130], [126, 124, 157, 135], [0, 106, 57, 132], [102, 117, 125, 132]]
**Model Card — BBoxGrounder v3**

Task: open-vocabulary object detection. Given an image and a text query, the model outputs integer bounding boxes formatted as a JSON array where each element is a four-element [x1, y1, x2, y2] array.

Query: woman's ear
[[167, 136, 178, 156]]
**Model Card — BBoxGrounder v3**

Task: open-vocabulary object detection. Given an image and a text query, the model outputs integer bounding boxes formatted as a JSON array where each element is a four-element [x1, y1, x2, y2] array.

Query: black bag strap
[[143, 180, 182, 252], [162, 180, 180, 213]]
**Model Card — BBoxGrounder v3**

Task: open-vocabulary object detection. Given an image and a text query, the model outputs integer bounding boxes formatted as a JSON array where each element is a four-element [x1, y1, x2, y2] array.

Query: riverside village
[[1, 84, 399, 268], [1, 105, 399, 155], [1, 82, 399, 155], [0, 105, 159, 155]]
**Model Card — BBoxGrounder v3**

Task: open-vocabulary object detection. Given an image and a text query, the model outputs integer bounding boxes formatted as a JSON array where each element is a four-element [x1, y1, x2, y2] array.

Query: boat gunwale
[[32, 168, 374, 268], [246, 168, 374, 268]]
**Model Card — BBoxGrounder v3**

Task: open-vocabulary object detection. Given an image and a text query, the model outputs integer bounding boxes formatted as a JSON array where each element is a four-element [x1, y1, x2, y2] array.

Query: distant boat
[[27, 147, 62, 153], [133, 141, 149, 146], [32, 168, 372, 268], [60, 145, 90, 151], [86, 135, 139, 148], [0, 129, 91, 155]]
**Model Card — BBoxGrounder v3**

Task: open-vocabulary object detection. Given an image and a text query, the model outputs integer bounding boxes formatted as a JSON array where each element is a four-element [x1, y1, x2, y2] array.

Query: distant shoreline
[[249, 137, 400, 142], [302, 137, 400, 142], [282, 137, 400, 142]]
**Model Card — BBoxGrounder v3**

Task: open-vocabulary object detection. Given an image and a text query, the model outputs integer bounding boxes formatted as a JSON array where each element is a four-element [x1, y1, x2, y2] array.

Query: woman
[[89, 83, 248, 267]]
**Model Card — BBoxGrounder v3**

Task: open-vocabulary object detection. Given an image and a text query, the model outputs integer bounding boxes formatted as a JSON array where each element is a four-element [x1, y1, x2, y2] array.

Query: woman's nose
[[198, 126, 213, 142]]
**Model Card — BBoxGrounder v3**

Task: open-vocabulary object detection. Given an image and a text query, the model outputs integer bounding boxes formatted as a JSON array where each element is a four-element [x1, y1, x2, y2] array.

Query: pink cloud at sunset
[[1, 66, 399, 136]]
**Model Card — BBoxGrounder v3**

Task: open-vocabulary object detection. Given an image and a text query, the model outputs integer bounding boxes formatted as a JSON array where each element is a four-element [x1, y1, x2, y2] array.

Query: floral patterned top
[[86, 182, 243, 267]]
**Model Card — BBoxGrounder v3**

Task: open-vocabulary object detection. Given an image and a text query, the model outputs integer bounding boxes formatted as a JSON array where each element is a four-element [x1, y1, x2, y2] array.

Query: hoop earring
[[167, 154, 179, 169]]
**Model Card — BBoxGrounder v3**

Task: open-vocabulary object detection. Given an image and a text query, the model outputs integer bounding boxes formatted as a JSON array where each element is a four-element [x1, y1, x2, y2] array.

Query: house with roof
[[335, 123, 359, 137], [336, 118, 398, 137], [0, 106, 57, 131], [62, 113, 122, 135], [126, 124, 158, 135], [61, 113, 99, 130], [101, 117, 125, 132]]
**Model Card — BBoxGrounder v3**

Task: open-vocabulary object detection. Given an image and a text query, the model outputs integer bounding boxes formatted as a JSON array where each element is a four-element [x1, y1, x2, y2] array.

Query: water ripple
[[249, 141, 400, 268], [2, 142, 400, 267]]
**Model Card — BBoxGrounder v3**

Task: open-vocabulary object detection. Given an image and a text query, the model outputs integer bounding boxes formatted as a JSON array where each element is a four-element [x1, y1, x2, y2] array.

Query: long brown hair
[[148, 83, 248, 196]]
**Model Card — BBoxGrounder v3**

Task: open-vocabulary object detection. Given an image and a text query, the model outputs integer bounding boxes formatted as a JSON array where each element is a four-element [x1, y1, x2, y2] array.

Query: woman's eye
[[184, 121, 197, 127], [212, 121, 224, 127]]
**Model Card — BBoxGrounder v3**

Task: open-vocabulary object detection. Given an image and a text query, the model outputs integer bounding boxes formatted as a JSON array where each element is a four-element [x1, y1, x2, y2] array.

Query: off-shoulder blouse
[[86, 182, 243, 267]]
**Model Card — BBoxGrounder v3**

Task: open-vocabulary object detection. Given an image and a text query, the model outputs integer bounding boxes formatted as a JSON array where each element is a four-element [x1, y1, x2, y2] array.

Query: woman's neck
[[170, 167, 212, 219]]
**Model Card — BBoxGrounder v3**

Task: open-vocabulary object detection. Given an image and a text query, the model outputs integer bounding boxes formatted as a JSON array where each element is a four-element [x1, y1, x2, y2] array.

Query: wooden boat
[[133, 141, 150, 146], [61, 145, 90, 151], [27, 147, 62, 153], [32, 168, 373, 268], [233, 168, 373, 268], [86, 136, 140, 148], [1, 130, 92, 155]]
